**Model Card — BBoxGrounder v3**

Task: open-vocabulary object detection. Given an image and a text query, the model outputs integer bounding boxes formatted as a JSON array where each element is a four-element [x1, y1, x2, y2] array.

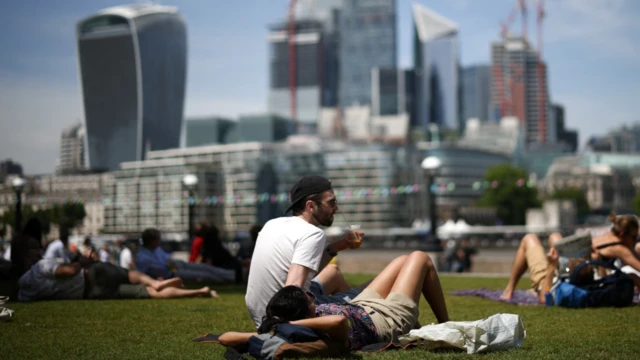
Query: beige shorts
[[350, 288, 419, 343], [526, 244, 548, 290]]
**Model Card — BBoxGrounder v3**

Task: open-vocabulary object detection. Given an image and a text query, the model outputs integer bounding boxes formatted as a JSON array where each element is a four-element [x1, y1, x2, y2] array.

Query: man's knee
[[548, 232, 563, 247], [521, 234, 541, 248]]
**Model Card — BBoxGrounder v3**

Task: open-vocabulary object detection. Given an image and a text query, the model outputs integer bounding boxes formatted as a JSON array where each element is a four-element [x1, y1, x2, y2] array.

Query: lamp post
[[421, 156, 442, 251], [182, 174, 198, 241], [11, 177, 26, 235]]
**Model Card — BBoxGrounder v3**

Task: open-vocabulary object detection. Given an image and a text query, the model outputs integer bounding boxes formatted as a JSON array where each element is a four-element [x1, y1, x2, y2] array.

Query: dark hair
[[249, 224, 263, 243], [291, 193, 324, 216], [21, 217, 43, 242], [258, 286, 310, 334], [141, 228, 161, 247], [609, 212, 639, 239], [195, 222, 209, 237]]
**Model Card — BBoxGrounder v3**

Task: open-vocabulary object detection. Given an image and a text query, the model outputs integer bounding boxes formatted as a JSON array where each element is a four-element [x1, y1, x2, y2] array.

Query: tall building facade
[[267, 20, 328, 132], [371, 67, 416, 128], [490, 37, 550, 147], [77, 4, 187, 171], [184, 117, 235, 147], [461, 65, 491, 123], [412, 3, 460, 131], [552, 104, 578, 152], [56, 123, 86, 174], [339, 0, 397, 107]]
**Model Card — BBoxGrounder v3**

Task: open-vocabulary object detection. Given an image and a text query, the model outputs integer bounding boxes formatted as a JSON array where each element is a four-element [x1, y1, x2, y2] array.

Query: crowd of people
[[2, 174, 640, 352]]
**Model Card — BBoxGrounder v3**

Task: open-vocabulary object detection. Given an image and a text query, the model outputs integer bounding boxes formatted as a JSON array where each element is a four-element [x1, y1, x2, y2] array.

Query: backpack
[[194, 323, 350, 360], [547, 260, 635, 308]]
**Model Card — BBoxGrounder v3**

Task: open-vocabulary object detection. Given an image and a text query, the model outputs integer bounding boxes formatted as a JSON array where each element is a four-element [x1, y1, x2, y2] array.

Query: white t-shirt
[[245, 216, 326, 327], [119, 247, 133, 269], [43, 240, 70, 263], [18, 259, 85, 302], [2, 246, 9, 261], [99, 249, 110, 263]]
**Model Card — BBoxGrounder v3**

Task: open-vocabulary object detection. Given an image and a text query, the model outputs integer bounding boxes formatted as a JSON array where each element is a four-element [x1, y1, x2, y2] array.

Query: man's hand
[[546, 247, 559, 265], [332, 231, 365, 252]]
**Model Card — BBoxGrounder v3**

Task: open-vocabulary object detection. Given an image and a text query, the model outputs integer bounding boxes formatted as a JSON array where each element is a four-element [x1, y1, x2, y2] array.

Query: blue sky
[[1, 0, 639, 174]]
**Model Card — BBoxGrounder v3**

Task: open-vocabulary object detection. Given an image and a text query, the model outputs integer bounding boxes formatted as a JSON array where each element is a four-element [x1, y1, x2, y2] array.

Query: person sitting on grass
[[501, 213, 640, 303], [135, 228, 236, 284], [18, 255, 217, 302], [220, 251, 449, 351]]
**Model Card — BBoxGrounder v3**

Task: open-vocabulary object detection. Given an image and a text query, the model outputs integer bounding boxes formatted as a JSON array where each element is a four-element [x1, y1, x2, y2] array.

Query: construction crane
[[495, 0, 546, 145], [288, 0, 297, 132]]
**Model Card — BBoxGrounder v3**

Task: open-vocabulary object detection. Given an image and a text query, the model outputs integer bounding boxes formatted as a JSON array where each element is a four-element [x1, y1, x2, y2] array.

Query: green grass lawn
[[2, 274, 639, 360]]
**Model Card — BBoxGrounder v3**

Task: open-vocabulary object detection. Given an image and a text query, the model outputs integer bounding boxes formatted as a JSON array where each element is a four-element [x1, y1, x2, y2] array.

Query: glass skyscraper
[[338, 0, 397, 107], [77, 4, 187, 171], [412, 3, 459, 131], [461, 65, 491, 124]]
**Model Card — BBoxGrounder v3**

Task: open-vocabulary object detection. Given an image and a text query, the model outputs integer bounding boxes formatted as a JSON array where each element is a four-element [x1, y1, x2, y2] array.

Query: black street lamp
[[421, 156, 442, 252], [182, 174, 198, 241], [11, 177, 26, 235]]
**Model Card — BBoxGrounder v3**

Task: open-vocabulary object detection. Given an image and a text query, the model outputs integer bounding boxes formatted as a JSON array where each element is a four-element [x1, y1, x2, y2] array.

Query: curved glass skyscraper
[[412, 4, 459, 131], [77, 4, 186, 171]]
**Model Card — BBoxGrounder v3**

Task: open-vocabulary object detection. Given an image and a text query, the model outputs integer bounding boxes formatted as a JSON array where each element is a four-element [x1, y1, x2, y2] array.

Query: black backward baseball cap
[[285, 175, 332, 214]]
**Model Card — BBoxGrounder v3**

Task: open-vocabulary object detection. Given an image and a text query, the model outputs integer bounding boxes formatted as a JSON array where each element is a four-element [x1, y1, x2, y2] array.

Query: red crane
[[288, 0, 297, 131]]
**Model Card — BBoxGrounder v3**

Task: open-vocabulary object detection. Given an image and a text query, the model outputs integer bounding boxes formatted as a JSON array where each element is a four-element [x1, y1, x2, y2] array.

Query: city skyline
[[1, 0, 640, 174]]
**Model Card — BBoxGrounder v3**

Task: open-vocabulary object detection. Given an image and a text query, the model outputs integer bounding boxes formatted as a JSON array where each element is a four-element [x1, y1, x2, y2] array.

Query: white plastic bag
[[398, 313, 526, 354]]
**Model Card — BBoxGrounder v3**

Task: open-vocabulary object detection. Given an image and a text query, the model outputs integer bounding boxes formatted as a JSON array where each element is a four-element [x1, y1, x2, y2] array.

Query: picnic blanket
[[451, 288, 640, 305], [451, 289, 542, 305]]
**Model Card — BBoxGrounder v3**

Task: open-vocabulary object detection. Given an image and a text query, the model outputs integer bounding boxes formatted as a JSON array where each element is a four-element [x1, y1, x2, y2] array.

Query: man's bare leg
[[315, 264, 351, 294], [127, 270, 183, 291], [500, 234, 543, 300], [147, 286, 217, 299]]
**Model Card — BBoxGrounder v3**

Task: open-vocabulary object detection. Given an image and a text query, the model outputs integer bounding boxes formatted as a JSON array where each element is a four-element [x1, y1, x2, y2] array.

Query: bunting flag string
[[20, 178, 536, 207]]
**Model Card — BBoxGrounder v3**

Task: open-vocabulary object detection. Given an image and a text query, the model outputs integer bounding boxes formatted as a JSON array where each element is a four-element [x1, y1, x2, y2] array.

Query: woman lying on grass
[[220, 251, 449, 351]]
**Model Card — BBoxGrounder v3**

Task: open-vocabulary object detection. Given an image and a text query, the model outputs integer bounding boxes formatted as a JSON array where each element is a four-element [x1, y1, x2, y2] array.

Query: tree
[[476, 164, 541, 225], [633, 192, 640, 215], [1, 206, 52, 236], [550, 187, 590, 219], [49, 203, 86, 236]]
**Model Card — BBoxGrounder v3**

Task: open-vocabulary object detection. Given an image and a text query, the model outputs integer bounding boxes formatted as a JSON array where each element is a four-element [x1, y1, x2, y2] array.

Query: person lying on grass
[[501, 213, 640, 303], [18, 257, 217, 302], [220, 251, 449, 351]]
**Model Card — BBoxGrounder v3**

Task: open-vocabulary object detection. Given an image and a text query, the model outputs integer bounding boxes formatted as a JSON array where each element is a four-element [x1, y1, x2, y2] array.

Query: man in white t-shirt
[[245, 175, 364, 327], [43, 236, 70, 263], [119, 242, 134, 269]]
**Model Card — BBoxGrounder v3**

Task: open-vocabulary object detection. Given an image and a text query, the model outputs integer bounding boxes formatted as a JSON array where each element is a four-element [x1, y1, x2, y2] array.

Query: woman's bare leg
[[147, 286, 217, 299], [127, 270, 183, 291], [363, 255, 408, 298], [388, 251, 449, 323], [315, 264, 350, 294], [500, 234, 543, 300]]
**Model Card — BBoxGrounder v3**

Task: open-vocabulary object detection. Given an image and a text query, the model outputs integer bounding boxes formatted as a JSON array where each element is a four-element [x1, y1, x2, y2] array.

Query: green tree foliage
[[49, 203, 87, 236], [632, 191, 640, 216], [550, 187, 590, 218], [1, 203, 86, 237], [476, 164, 541, 225]]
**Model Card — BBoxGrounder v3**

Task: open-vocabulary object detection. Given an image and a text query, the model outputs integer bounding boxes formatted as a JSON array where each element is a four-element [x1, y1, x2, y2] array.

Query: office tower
[[267, 20, 327, 132], [56, 123, 86, 174], [339, 0, 397, 107], [412, 3, 460, 131], [0, 159, 22, 182], [77, 4, 187, 171], [371, 67, 416, 124], [461, 65, 491, 123], [490, 37, 550, 147], [184, 117, 235, 147]]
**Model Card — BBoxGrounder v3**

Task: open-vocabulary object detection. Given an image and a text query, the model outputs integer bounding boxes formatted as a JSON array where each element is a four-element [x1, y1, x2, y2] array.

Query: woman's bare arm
[[291, 315, 350, 347], [219, 332, 257, 348], [616, 247, 640, 272]]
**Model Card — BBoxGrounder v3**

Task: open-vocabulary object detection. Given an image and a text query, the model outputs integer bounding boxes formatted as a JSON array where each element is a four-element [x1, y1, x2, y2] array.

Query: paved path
[[334, 248, 517, 275]]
